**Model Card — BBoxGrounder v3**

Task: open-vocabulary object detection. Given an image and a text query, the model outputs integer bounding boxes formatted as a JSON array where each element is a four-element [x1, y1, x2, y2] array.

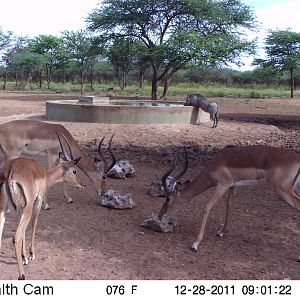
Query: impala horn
[[98, 133, 117, 174], [56, 132, 79, 163], [161, 147, 188, 199]]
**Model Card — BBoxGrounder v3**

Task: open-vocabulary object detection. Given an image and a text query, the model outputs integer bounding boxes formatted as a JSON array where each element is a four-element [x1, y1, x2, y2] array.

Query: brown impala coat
[[159, 145, 300, 254], [0, 156, 84, 280], [0, 120, 107, 200]]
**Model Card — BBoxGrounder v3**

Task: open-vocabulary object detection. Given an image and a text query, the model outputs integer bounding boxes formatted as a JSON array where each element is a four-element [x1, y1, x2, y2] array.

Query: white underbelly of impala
[[233, 179, 265, 187]]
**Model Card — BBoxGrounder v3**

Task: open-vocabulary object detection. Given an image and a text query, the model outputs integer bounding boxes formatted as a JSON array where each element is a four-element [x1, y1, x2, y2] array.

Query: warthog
[[185, 94, 219, 128]]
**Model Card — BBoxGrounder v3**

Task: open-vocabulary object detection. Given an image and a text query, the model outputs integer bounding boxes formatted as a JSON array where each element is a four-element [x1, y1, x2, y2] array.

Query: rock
[[141, 213, 177, 232], [107, 160, 135, 179], [148, 176, 175, 197], [100, 189, 134, 209]]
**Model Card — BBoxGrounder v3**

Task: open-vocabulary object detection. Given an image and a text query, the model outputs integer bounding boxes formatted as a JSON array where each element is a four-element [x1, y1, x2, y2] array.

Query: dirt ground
[[0, 91, 299, 280]]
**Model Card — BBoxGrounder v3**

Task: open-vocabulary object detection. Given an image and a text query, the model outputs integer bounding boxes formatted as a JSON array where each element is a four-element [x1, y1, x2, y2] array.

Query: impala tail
[[6, 168, 27, 211]]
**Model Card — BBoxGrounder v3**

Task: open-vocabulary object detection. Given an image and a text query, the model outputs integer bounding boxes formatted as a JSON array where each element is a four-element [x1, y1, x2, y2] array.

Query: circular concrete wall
[[46, 100, 210, 124]]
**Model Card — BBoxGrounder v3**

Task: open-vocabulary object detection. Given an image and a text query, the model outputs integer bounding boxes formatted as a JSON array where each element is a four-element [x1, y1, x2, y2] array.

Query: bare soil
[[0, 92, 299, 280]]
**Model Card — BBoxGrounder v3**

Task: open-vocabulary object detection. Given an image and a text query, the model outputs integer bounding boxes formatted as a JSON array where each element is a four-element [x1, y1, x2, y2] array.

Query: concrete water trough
[[46, 96, 210, 124]]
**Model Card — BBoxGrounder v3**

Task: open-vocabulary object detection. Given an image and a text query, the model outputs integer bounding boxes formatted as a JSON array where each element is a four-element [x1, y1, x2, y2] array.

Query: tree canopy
[[28, 35, 66, 88], [87, 0, 257, 99], [254, 29, 300, 98], [0, 27, 13, 50]]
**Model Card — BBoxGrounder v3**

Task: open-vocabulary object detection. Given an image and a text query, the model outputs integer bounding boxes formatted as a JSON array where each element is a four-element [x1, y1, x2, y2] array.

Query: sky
[[1, 0, 300, 70], [246, 0, 300, 32], [0, 0, 100, 37]]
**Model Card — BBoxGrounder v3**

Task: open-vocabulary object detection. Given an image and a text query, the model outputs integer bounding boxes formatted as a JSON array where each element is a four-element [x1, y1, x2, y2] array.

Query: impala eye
[[73, 169, 77, 175]]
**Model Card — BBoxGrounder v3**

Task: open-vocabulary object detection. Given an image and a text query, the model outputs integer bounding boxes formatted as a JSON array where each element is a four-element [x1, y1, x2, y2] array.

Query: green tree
[[12, 50, 47, 89], [62, 30, 100, 94], [107, 37, 138, 90], [0, 27, 13, 50], [0, 27, 14, 89], [29, 35, 66, 89], [255, 29, 300, 98], [87, 0, 257, 99], [1, 36, 29, 90]]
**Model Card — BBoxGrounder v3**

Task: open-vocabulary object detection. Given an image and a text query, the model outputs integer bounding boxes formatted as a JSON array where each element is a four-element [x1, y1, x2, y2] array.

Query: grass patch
[[1, 81, 300, 99]]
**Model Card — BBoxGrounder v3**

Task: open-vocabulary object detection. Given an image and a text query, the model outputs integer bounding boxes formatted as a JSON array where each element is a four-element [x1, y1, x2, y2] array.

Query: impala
[[158, 145, 300, 260], [0, 120, 116, 209], [0, 133, 85, 280]]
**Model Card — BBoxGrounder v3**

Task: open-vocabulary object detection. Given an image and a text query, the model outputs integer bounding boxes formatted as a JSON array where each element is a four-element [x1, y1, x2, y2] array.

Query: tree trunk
[[63, 70, 66, 84], [80, 62, 84, 95], [80, 74, 84, 94], [90, 65, 94, 91], [15, 71, 18, 88], [39, 72, 42, 89], [151, 78, 158, 100], [3, 68, 8, 90], [290, 68, 294, 98], [46, 64, 51, 89], [151, 67, 159, 100], [139, 70, 144, 88], [160, 75, 172, 100], [122, 71, 127, 89]]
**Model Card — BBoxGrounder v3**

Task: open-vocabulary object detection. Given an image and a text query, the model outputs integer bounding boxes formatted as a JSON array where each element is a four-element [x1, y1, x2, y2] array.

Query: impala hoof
[[191, 243, 198, 252], [66, 197, 74, 204], [43, 203, 50, 210], [216, 231, 224, 237], [18, 274, 25, 280], [23, 256, 29, 265]]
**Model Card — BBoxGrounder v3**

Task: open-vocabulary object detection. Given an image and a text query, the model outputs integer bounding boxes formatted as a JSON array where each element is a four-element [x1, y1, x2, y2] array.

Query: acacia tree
[[12, 50, 47, 89], [62, 30, 99, 94], [29, 35, 66, 89], [1, 36, 28, 90], [255, 30, 300, 98], [0, 27, 14, 89], [107, 37, 140, 90], [87, 0, 257, 99], [0, 27, 12, 51]]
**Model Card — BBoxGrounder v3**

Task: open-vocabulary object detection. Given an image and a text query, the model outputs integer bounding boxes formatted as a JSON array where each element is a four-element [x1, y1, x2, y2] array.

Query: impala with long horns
[[0, 133, 85, 280], [0, 120, 116, 209], [158, 145, 300, 261]]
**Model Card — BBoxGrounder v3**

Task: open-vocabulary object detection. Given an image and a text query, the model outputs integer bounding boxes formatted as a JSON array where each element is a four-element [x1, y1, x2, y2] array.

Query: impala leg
[[0, 209, 5, 253], [217, 187, 235, 237], [21, 232, 28, 265], [191, 184, 229, 252], [0, 183, 9, 253], [14, 210, 32, 280], [43, 153, 56, 210], [29, 196, 43, 261], [275, 189, 300, 211], [274, 189, 300, 262], [0, 148, 21, 168]]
